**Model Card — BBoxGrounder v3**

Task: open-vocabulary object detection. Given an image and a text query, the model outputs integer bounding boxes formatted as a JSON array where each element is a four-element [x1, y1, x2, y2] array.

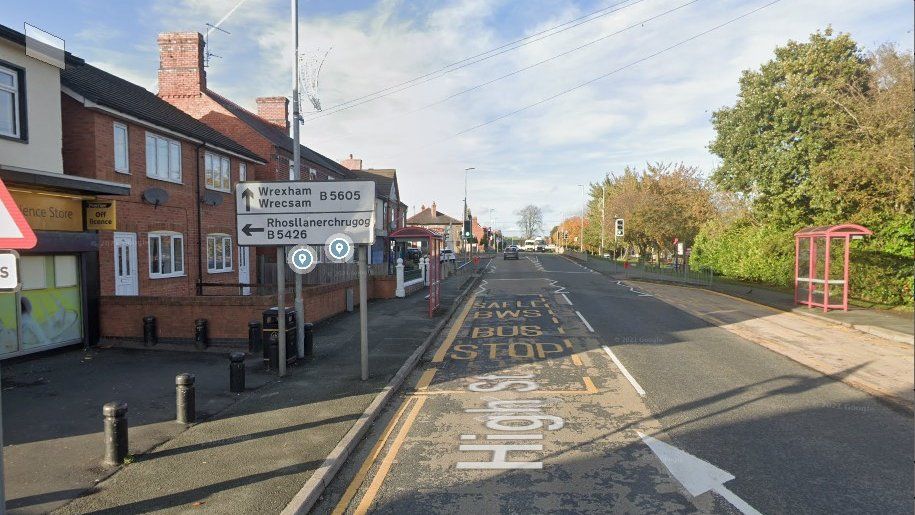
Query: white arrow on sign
[[637, 431, 762, 515]]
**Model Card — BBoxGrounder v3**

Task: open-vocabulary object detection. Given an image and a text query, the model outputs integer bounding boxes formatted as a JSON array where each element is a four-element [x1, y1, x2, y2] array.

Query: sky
[[2, 0, 912, 236]]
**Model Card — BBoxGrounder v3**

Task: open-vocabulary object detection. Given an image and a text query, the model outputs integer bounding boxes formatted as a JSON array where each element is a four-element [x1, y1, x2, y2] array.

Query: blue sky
[[3, 0, 912, 235]]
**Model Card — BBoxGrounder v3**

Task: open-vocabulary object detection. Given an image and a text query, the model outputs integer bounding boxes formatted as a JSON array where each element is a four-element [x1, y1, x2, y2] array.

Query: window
[[114, 122, 129, 173], [54, 255, 79, 287], [145, 132, 181, 182], [239, 162, 247, 181], [21, 256, 46, 290], [207, 234, 233, 273], [0, 64, 22, 139], [308, 168, 317, 180], [205, 152, 231, 191], [148, 232, 184, 278]]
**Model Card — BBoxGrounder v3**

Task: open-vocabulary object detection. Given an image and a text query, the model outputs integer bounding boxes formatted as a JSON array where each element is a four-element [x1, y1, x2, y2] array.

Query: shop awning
[[0, 165, 130, 196]]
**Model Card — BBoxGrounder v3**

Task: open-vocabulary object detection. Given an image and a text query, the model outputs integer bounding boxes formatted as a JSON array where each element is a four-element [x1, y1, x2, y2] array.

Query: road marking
[[560, 293, 572, 305], [575, 310, 594, 332], [416, 368, 437, 390], [582, 376, 598, 393], [432, 293, 476, 363], [602, 345, 646, 396], [563, 339, 573, 349], [332, 396, 416, 515], [354, 395, 428, 514], [570, 354, 583, 366]]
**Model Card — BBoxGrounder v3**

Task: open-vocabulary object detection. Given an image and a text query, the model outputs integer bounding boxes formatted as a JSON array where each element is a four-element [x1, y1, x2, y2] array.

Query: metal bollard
[[229, 352, 246, 393], [194, 319, 208, 350], [175, 373, 195, 424], [103, 401, 128, 465], [248, 321, 262, 353], [302, 322, 314, 357], [143, 316, 157, 346]]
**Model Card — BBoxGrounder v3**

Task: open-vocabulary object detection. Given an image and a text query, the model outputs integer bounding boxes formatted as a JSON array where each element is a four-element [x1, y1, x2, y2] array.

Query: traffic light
[[463, 219, 472, 240], [615, 218, 624, 238]]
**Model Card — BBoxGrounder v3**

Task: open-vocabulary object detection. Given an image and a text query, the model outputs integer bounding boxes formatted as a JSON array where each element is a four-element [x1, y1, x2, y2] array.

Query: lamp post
[[464, 167, 475, 257], [578, 184, 585, 253], [599, 181, 606, 258]]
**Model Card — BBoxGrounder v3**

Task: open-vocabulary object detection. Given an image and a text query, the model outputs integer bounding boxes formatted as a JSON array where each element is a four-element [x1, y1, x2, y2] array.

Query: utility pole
[[578, 184, 585, 253], [464, 167, 474, 258], [291, 0, 305, 360], [600, 181, 606, 257]]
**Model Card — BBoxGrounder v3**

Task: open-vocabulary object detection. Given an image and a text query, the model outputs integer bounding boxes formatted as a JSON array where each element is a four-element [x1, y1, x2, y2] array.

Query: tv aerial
[[204, 22, 230, 67]]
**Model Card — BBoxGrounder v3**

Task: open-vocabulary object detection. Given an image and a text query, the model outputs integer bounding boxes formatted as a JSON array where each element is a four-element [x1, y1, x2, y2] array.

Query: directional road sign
[[235, 180, 376, 246]]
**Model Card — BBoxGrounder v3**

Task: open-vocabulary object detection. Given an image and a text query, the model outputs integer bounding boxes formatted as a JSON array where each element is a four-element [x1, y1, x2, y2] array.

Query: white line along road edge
[[561, 293, 573, 305], [602, 345, 646, 396], [576, 310, 594, 332]]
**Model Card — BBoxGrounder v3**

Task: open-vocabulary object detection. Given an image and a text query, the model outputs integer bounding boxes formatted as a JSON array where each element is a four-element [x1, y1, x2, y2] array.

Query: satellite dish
[[202, 190, 223, 207], [142, 188, 169, 206]]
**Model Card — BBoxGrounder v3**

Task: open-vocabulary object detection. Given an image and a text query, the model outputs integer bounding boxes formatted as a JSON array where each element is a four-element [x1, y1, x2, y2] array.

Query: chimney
[[421, 204, 426, 211], [157, 32, 206, 98], [340, 153, 363, 170], [431, 201, 437, 215], [256, 97, 289, 131]]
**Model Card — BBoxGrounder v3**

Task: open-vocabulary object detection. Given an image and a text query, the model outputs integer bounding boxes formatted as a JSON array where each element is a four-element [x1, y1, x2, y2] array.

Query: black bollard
[[194, 319, 208, 350], [103, 401, 128, 465], [143, 316, 157, 346], [302, 322, 314, 358], [175, 373, 195, 424], [248, 321, 262, 353], [229, 352, 246, 393]]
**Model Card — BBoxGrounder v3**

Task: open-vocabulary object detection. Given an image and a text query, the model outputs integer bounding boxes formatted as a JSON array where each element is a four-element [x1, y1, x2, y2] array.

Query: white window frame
[[239, 162, 247, 181], [0, 64, 20, 138], [207, 233, 233, 273], [145, 132, 182, 183], [113, 122, 129, 173], [205, 151, 231, 192], [308, 168, 317, 180], [148, 231, 185, 279]]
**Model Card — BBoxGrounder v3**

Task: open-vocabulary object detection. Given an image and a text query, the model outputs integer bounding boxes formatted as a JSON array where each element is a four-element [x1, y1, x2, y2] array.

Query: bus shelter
[[794, 224, 872, 312], [389, 226, 443, 316]]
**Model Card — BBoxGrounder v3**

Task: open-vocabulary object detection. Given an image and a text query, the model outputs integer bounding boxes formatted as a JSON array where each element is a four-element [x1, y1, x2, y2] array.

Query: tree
[[708, 28, 871, 226], [517, 205, 543, 239]]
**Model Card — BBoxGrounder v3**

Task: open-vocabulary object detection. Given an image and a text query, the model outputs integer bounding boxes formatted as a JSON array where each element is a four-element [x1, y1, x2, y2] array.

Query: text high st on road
[[235, 180, 376, 246]]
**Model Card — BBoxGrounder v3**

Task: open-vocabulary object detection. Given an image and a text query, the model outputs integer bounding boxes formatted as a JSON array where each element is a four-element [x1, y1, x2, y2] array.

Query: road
[[315, 253, 912, 514]]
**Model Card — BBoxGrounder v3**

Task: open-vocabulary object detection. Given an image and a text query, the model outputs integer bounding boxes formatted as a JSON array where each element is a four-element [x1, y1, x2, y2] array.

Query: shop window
[[21, 256, 47, 290], [54, 256, 78, 287], [13, 254, 83, 353], [113, 122, 129, 173], [205, 152, 231, 192], [207, 234, 233, 273], [145, 132, 181, 183], [149, 232, 185, 278]]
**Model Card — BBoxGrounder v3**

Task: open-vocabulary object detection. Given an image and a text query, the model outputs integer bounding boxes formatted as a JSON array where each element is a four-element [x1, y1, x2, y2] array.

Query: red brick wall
[[157, 32, 207, 97]]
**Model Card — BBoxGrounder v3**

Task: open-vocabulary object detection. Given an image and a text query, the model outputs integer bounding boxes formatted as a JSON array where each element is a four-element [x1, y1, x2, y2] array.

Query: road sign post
[[235, 180, 375, 378]]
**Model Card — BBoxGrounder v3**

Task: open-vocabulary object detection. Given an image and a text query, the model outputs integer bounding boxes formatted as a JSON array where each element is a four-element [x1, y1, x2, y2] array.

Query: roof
[[0, 164, 130, 195], [407, 206, 460, 226], [795, 224, 872, 237], [207, 91, 354, 178], [348, 169, 401, 203], [389, 226, 443, 240], [61, 60, 264, 163]]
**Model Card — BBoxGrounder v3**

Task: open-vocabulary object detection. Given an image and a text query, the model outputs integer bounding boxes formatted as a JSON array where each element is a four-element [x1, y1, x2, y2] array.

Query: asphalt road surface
[[315, 253, 912, 514]]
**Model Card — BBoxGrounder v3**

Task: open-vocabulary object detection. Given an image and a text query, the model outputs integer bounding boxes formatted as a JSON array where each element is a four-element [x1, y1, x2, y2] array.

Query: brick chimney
[[256, 97, 289, 131], [340, 154, 363, 170], [157, 32, 206, 98], [431, 201, 437, 215]]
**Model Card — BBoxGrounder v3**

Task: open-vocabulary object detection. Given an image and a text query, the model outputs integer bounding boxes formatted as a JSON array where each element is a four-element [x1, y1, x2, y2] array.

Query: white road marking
[[637, 431, 762, 515], [602, 345, 646, 396], [561, 293, 573, 305], [575, 310, 594, 332]]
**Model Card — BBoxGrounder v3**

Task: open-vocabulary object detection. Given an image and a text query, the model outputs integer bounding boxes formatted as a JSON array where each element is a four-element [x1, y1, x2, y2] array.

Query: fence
[[582, 255, 715, 287]]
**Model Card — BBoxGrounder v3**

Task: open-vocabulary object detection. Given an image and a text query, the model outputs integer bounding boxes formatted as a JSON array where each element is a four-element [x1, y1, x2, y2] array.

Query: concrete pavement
[[318, 252, 912, 514]]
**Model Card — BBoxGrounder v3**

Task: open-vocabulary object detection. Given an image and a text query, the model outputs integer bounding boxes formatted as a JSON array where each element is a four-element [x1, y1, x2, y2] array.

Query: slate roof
[[60, 59, 264, 163], [407, 207, 461, 226], [348, 169, 402, 203], [207, 91, 354, 178]]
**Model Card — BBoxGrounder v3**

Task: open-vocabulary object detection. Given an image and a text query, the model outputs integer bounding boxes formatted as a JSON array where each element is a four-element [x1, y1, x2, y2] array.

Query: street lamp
[[599, 180, 606, 257]]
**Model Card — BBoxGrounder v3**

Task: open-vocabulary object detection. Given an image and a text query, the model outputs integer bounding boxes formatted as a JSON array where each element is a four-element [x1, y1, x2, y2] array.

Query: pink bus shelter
[[794, 224, 872, 312], [389, 226, 443, 317]]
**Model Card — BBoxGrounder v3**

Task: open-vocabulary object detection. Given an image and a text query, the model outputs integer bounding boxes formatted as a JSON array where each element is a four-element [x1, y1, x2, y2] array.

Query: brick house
[[406, 202, 462, 251], [59, 55, 269, 343]]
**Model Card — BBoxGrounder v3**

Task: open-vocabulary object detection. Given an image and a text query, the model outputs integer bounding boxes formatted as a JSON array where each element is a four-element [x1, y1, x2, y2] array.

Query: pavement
[[584, 256, 914, 344], [2, 271, 475, 514], [317, 253, 912, 514]]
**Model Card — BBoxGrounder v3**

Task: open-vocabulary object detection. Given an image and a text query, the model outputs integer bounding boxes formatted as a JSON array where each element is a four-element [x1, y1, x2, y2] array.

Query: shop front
[[0, 166, 128, 358]]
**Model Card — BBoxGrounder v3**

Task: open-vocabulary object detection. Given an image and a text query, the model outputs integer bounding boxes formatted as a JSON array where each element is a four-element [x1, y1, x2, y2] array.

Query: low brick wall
[[99, 278, 402, 345]]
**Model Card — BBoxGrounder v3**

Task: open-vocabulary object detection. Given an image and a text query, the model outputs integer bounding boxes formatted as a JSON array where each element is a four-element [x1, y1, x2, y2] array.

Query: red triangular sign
[[0, 178, 36, 249]]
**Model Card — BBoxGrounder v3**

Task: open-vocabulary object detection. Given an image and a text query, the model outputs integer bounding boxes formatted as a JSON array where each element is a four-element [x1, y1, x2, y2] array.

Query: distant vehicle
[[440, 248, 456, 262], [405, 248, 421, 261], [503, 246, 519, 260], [522, 239, 536, 251], [523, 237, 546, 252]]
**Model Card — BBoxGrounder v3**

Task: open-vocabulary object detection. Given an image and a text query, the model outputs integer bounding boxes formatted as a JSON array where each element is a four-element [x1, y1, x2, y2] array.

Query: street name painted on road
[[235, 180, 376, 246]]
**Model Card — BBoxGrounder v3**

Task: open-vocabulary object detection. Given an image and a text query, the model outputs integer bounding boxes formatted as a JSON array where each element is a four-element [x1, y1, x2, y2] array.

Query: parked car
[[504, 245, 519, 260], [405, 248, 422, 261], [440, 248, 456, 262]]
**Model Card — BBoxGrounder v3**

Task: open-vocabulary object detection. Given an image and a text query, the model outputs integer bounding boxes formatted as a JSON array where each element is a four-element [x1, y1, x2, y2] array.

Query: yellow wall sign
[[10, 190, 83, 232], [84, 201, 116, 231]]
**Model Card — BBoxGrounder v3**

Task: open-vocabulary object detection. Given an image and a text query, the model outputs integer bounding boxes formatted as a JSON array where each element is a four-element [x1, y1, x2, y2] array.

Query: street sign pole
[[277, 246, 287, 377], [291, 0, 306, 361], [358, 244, 369, 381]]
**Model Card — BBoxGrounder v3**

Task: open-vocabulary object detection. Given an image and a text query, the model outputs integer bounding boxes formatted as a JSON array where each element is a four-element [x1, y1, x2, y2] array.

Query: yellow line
[[432, 293, 476, 363], [557, 327, 565, 334], [570, 354, 583, 366], [583, 376, 598, 393], [416, 368, 437, 390], [563, 338, 573, 349], [551, 317, 559, 324], [332, 397, 416, 515], [354, 396, 428, 514]]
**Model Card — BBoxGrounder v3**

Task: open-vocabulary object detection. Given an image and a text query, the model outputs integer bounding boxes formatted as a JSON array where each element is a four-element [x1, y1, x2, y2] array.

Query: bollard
[[194, 319, 208, 350], [302, 322, 314, 358], [143, 316, 157, 346], [103, 401, 128, 465], [175, 373, 196, 424], [248, 321, 262, 353], [229, 352, 246, 393]]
